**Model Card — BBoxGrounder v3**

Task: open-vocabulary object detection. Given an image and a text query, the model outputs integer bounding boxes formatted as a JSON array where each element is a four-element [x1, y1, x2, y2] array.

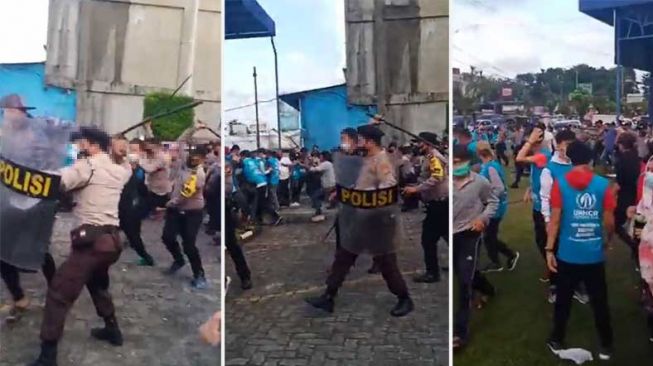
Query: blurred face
[[112, 138, 128, 158], [340, 134, 356, 152], [452, 157, 471, 178], [188, 154, 203, 168]]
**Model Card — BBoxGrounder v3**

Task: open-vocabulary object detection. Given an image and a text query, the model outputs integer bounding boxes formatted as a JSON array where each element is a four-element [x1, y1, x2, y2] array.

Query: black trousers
[[162, 209, 205, 278], [291, 177, 305, 203], [550, 260, 613, 348], [120, 215, 151, 260], [533, 210, 558, 286], [421, 200, 448, 275], [325, 246, 409, 299], [483, 217, 515, 265], [252, 186, 279, 223], [225, 202, 251, 281], [0, 255, 56, 302], [206, 191, 221, 232], [453, 230, 494, 340], [278, 179, 290, 207]]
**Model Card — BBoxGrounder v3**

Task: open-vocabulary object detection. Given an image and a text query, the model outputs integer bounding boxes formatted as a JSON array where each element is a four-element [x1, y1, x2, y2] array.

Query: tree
[[569, 89, 592, 116], [143, 92, 195, 141]]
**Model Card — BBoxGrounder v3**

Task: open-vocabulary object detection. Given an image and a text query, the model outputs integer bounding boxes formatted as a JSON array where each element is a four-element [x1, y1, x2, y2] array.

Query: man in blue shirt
[[545, 141, 616, 361]]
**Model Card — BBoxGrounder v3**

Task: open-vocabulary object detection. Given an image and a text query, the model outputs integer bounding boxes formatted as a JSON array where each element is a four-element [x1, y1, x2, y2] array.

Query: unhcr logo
[[576, 192, 597, 210], [573, 192, 599, 219]]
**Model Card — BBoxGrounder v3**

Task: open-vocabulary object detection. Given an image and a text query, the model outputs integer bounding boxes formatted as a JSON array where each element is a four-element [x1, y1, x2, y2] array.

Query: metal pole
[[253, 67, 261, 149], [615, 9, 622, 123], [180, 0, 199, 96], [271, 37, 281, 149]]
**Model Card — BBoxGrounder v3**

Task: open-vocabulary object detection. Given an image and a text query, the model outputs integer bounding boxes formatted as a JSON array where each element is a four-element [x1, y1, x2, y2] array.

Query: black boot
[[305, 293, 335, 313], [28, 341, 58, 366], [164, 260, 186, 275], [413, 272, 441, 283], [240, 277, 253, 290], [390, 297, 414, 317], [91, 315, 123, 346]]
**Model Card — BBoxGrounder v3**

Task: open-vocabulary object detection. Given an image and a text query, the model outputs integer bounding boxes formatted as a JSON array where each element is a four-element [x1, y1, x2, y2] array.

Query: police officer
[[162, 145, 208, 289], [403, 132, 448, 283], [31, 127, 131, 366], [305, 124, 414, 317]]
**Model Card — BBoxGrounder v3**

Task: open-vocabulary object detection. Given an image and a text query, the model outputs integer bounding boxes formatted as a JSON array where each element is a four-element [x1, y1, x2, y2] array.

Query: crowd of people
[[452, 116, 653, 361], [0, 94, 221, 365], [224, 119, 450, 317]]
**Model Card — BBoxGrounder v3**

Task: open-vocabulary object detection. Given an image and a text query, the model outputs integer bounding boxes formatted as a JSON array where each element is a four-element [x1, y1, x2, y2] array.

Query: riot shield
[[334, 152, 402, 255], [0, 116, 72, 270]]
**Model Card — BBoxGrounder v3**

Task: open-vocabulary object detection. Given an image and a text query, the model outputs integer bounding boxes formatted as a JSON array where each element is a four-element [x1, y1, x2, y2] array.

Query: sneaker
[[241, 278, 253, 290], [547, 289, 557, 304], [290, 202, 300, 208], [390, 297, 414, 317], [191, 276, 208, 289], [305, 294, 335, 313], [481, 263, 504, 273], [413, 272, 441, 283], [573, 291, 589, 305], [164, 261, 186, 275], [137, 256, 155, 267], [91, 326, 123, 346], [506, 252, 520, 271], [311, 214, 326, 223], [598, 347, 613, 361], [546, 340, 564, 355], [272, 216, 284, 226]]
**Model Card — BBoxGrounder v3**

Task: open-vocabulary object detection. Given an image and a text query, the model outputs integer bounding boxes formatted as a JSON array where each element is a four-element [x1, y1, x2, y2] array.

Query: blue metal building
[[580, 0, 653, 120], [280, 84, 377, 150], [0, 62, 76, 120]]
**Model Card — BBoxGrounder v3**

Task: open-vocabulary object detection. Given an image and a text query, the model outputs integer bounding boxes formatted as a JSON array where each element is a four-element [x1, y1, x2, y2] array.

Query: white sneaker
[[290, 202, 300, 208], [311, 214, 326, 223], [573, 291, 589, 305]]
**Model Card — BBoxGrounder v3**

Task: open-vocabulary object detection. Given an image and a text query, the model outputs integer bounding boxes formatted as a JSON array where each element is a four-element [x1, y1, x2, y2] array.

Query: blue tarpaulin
[[226, 0, 276, 40], [280, 85, 377, 150]]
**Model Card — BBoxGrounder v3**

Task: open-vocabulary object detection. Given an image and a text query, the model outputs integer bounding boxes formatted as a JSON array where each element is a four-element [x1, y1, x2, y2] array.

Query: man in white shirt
[[279, 151, 292, 207]]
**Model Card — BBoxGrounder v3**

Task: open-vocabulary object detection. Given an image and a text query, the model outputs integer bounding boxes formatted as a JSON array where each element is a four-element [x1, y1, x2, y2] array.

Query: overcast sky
[[223, 0, 345, 127], [0, 0, 48, 63], [453, 0, 618, 78]]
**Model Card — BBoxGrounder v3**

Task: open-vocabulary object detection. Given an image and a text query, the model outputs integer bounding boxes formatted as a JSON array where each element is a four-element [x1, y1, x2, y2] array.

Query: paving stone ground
[[225, 206, 449, 366], [0, 213, 221, 366]]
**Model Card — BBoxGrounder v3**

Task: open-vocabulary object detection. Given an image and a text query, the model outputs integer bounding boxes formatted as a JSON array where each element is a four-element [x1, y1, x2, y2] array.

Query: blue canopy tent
[[580, 0, 653, 121], [225, 0, 283, 148]]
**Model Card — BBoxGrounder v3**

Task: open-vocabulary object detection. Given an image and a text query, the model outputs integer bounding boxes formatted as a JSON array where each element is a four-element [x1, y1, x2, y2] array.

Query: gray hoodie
[[453, 172, 499, 234]]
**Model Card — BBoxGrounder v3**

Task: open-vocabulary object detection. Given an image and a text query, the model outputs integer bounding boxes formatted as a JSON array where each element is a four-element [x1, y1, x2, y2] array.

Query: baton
[[322, 220, 337, 243], [364, 113, 440, 149], [120, 100, 203, 136]]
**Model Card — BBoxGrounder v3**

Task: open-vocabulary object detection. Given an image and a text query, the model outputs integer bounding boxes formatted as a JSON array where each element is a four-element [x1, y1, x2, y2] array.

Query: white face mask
[[340, 143, 351, 151], [127, 153, 139, 163]]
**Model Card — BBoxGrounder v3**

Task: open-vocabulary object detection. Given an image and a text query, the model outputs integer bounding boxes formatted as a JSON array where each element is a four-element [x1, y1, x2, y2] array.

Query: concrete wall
[[345, 0, 449, 142], [45, 0, 221, 134]]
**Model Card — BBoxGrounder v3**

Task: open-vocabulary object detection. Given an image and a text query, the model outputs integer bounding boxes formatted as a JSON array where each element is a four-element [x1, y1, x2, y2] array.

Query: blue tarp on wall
[[280, 84, 377, 150], [0, 62, 76, 120]]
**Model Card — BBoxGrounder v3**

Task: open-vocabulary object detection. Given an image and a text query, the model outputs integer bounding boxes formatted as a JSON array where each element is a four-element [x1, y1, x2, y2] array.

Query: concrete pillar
[[177, 0, 200, 96]]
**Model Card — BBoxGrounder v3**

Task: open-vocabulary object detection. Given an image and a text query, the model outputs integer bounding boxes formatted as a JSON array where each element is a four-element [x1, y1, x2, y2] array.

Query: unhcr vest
[[530, 149, 552, 212], [557, 175, 609, 264], [480, 160, 507, 219], [546, 160, 572, 182]]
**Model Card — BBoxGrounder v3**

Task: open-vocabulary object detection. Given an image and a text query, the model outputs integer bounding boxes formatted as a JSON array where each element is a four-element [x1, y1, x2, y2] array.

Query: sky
[[0, 0, 49, 63], [223, 0, 346, 128], [452, 0, 619, 78]]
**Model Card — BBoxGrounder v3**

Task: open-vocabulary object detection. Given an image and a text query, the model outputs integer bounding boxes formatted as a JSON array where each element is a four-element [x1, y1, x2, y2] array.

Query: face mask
[[645, 172, 653, 189], [127, 153, 139, 163], [453, 162, 471, 177], [340, 143, 351, 151]]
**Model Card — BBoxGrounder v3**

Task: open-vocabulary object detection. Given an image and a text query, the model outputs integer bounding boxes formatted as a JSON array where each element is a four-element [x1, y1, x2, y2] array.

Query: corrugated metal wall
[[345, 0, 449, 142]]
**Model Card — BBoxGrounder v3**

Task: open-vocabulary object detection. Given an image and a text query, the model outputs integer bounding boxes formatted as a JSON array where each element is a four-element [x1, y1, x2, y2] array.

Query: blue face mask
[[453, 162, 471, 177], [645, 172, 653, 189]]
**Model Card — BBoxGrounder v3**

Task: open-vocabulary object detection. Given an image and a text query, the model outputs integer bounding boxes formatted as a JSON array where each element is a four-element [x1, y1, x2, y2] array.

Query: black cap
[[357, 124, 384, 140], [70, 126, 111, 152], [414, 132, 439, 145]]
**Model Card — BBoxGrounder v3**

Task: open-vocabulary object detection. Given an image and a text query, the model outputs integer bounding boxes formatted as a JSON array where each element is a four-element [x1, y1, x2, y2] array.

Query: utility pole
[[271, 37, 281, 150], [179, 0, 199, 96], [253, 67, 261, 149]]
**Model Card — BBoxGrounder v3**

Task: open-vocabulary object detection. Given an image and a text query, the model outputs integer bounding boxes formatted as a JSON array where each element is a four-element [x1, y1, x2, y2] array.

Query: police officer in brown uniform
[[30, 127, 131, 366], [305, 124, 414, 317], [403, 132, 448, 283]]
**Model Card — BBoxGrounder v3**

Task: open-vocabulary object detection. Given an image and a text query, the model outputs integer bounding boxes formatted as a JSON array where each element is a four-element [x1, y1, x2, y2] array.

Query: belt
[[425, 197, 448, 204]]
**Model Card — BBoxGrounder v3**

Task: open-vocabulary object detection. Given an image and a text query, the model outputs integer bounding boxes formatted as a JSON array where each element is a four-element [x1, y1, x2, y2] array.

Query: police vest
[[557, 175, 609, 264], [530, 149, 552, 212], [480, 159, 507, 219]]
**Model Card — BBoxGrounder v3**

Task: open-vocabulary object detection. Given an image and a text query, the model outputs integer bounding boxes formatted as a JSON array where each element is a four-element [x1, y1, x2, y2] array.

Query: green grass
[[454, 168, 653, 365]]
